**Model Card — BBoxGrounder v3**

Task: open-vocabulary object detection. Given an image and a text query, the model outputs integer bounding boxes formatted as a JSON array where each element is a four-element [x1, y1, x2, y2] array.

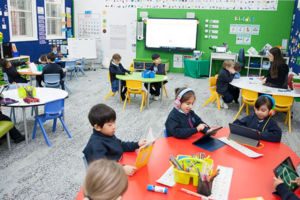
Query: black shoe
[[234, 99, 239, 104], [13, 135, 25, 143]]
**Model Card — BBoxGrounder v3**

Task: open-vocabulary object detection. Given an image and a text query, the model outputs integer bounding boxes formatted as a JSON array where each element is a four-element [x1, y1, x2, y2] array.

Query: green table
[[116, 72, 168, 108], [184, 58, 209, 78]]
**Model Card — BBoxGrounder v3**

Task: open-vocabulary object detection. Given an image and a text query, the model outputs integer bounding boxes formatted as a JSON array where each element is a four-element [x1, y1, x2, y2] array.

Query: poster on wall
[[38, 15, 46, 44], [78, 12, 101, 38], [173, 54, 183, 68]]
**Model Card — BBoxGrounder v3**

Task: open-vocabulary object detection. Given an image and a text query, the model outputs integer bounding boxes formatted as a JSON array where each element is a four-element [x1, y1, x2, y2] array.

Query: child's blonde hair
[[223, 60, 234, 69], [83, 159, 128, 200], [110, 53, 121, 63]]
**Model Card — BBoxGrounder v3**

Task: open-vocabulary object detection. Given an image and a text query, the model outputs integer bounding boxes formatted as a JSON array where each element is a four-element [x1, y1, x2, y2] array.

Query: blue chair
[[238, 48, 245, 68], [164, 129, 168, 137], [65, 61, 78, 80], [82, 155, 88, 170], [76, 58, 87, 76], [32, 99, 71, 146], [44, 74, 61, 88], [62, 76, 72, 94]]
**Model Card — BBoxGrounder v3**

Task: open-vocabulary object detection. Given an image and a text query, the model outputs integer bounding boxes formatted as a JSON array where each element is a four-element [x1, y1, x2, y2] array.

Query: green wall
[[136, 1, 294, 74]]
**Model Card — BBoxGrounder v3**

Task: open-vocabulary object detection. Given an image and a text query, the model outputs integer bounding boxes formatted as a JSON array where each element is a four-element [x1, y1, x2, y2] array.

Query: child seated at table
[[144, 54, 166, 101], [217, 60, 240, 109], [34, 54, 47, 87], [234, 62, 242, 79], [82, 104, 147, 176], [233, 95, 282, 142], [0, 58, 30, 84], [273, 176, 300, 200], [51, 44, 62, 59], [42, 52, 66, 90], [165, 87, 210, 139], [83, 159, 128, 200], [109, 53, 132, 101]]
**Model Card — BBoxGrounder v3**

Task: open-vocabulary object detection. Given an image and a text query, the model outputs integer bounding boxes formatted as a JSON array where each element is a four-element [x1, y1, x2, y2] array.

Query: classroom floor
[[1, 68, 300, 200]]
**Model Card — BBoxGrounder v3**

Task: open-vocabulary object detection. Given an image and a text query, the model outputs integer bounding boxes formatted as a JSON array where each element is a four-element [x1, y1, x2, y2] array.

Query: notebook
[[273, 157, 299, 191], [228, 123, 260, 147], [135, 128, 155, 169]]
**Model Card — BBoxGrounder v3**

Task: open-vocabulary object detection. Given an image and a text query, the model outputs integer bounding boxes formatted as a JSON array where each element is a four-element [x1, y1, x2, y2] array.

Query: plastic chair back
[[44, 98, 64, 116], [126, 80, 143, 92], [65, 61, 76, 71], [81, 58, 86, 67], [208, 75, 218, 92], [241, 89, 258, 102], [238, 48, 245, 68], [273, 95, 294, 109], [44, 74, 60, 88]]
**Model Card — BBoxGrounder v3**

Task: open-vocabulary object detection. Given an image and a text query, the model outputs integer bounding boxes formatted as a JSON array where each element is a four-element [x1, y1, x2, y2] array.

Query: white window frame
[[44, 0, 66, 40], [7, 0, 38, 42]]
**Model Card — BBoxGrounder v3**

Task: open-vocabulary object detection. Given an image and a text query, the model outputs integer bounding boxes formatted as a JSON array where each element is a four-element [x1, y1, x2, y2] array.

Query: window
[[45, 0, 65, 39], [8, 0, 37, 41]]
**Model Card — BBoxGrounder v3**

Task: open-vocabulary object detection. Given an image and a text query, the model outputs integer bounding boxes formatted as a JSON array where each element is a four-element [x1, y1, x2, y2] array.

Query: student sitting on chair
[[82, 104, 147, 176], [216, 60, 240, 108], [51, 44, 62, 59], [0, 58, 30, 84], [42, 52, 66, 90], [0, 105, 25, 143], [165, 87, 210, 139], [234, 62, 242, 79], [233, 95, 282, 142], [109, 53, 132, 101], [83, 159, 128, 200], [260, 47, 289, 89], [273, 176, 300, 200], [34, 54, 48, 87], [144, 54, 166, 101]]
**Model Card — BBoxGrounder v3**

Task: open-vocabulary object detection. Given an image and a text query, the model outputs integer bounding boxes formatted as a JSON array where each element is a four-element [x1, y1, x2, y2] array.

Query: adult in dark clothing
[[34, 54, 48, 87], [260, 47, 289, 89], [109, 53, 131, 101], [0, 58, 30, 84], [42, 53, 66, 90], [273, 176, 300, 200]]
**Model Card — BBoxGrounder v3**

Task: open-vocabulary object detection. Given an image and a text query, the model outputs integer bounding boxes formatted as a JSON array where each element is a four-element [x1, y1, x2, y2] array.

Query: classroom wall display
[[104, 0, 278, 11], [78, 12, 101, 38], [67, 38, 97, 59], [289, 0, 300, 74], [136, 0, 294, 73]]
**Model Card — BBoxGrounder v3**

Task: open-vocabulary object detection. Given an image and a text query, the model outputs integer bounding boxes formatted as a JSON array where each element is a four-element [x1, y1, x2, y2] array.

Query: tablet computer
[[228, 123, 260, 147], [273, 157, 299, 191], [193, 127, 222, 144]]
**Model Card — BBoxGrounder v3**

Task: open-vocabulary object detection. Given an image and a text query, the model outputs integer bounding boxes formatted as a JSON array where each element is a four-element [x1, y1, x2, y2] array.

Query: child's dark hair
[[40, 54, 47, 62], [110, 53, 121, 64], [152, 54, 160, 60], [88, 104, 116, 127], [174, 87, 195, 103], [255, 96, 273, 110], [47, 52, 56, 61], [0, 59, 9, 68], [51, 44, 58, 50], [234, 62, 242, 73]]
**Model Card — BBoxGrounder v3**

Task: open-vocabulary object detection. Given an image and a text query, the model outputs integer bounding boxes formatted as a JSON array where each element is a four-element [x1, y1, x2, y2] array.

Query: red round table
[[75, 128, 300, 200]]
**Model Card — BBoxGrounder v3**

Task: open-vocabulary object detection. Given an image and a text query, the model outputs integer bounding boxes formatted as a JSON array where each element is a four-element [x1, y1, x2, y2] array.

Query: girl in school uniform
[[233, 95, 282, 142], [83, 159, 128, 200], [260, 47, 289, 89], [109, 53, 132, 101], [0, 58, 30, 84], [165, 87, 210, 139]]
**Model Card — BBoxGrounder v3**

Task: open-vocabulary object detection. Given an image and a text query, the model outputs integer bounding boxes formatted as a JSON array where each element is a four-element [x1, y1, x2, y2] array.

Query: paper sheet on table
[[156, 166, 175, 187]]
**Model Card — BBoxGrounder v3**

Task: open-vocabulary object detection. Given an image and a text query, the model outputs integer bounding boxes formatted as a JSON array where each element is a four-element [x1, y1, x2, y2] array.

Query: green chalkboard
[[136, 1, 294, 74]]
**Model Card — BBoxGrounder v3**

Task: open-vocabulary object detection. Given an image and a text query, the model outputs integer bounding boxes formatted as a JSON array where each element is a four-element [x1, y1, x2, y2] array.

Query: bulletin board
[[67, 38, 97, 59], [136, 1, 294, 73], [289, 0, 300, 74]]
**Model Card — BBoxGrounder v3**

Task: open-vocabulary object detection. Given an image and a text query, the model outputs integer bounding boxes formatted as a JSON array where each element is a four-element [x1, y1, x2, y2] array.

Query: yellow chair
[[234, 89, 258, 120], [105, 72, 120, 100], [203, 74, 221, 110], [161, 72, 168, 98], [123, 80, 147, 112], [129, 62, 135, 72], [273, 95, 294, 133]]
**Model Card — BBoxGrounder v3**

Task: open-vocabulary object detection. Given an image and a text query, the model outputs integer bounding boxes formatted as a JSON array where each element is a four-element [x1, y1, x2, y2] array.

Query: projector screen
[[145, 18, 198, 52]]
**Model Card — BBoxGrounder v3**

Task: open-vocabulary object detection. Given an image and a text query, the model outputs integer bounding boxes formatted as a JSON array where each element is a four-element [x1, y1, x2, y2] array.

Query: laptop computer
[[274, 157, 299, 191], [228, 123, 260, 147]]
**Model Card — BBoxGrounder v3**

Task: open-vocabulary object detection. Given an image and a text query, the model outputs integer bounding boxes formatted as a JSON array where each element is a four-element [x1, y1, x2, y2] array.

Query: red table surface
[[75, 128, 300, 200]]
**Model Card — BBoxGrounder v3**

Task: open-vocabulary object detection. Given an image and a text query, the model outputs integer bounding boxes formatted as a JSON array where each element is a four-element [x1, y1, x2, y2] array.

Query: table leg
[[30, 76, 33, 86], [209, 57, 213, 77], [35, 106, 39, 116], [22, 107, 28, 144], [147, 83, 150, 108], [119, 80, 121, 102], [161, 82, 163, 102]]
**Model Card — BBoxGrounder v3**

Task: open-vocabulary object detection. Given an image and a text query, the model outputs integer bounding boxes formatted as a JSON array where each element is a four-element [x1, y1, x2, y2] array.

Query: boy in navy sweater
[[165, 87, 210, 139], [0, 58, 30, 84], [216, 60, 240, 108], [273, 177, 300, 200], [83, 104, 147, 176], [233, 95, 282, 142]]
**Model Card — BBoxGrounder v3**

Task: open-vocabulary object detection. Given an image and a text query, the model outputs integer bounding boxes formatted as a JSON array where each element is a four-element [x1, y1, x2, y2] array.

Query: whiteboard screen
[[145, 18, 198, 52], [67, 38, 97, 59]]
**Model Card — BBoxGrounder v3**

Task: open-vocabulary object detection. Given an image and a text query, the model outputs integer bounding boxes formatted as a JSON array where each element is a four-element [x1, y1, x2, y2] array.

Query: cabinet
[[133, 58, 169, 72]]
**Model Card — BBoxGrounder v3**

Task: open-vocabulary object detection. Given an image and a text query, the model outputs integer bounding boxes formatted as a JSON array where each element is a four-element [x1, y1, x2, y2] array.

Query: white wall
[[74, 0, 137, 69]]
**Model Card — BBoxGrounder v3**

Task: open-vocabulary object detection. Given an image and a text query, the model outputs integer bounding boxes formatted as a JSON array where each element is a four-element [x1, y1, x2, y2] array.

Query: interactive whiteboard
[[67, 38, 97, 59]]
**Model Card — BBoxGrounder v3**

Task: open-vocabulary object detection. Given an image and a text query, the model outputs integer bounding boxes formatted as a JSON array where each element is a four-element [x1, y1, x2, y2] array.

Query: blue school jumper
[[109, 62, 130, 92], [83, 129, 139, 164], [165, 108, 210, 139], [233, 114, 282, 142], [275, 183, 300, 200]]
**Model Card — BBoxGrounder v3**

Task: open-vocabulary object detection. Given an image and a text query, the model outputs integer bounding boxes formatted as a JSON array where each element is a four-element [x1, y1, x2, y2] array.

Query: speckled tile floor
[[0, 66, 299, 200]]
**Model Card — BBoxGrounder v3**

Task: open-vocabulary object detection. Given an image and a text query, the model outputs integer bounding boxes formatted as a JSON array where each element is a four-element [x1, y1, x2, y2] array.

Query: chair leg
[[69, 71, 73, 81], [80, 68, 87, 76], [246, 104, 249, 116], [140, 94, 144, 112], [216, 95, 221, 110], [111, 92, 116, 97], [6, 132, 11, 150], [37, 119, 51, 147], [123, 92, 129, 110], [32, 119, 38, 139], [64, 84, 72, 94], [164, 85, 168, 98], [59, 117, 72, 138], [234, 103, 245, 120], [128, 93, 131, 104], [52, 119, 57, 133], [105, 90, 112, 100], [203, 95, 214, 107], [10, 107, 16, 124], [288, 110, 291, 133], [284, 111, 288, 125]]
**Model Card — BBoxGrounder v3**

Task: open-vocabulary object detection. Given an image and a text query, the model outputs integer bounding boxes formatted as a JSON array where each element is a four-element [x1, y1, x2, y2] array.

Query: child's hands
[[261, 78, 266, 84], [125, 72, 128, 75], [123, 165, 137, 176], [259, 76, 265, 80], [273, 177, 284, 188], [138, 139, 147, 147], [25, 61, 30, 65], [291, 177, 300, 186], [62, 68, 67, 72], [197, 124, 208, 132]]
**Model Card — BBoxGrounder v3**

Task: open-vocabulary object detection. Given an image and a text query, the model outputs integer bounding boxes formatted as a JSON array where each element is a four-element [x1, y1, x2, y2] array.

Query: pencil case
[[141, 70, 155, 78], [18, 86, 36, 98]]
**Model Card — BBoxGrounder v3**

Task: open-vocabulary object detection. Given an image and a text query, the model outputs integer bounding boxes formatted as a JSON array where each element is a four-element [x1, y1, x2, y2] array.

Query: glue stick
[[147, 185, 168, 194]]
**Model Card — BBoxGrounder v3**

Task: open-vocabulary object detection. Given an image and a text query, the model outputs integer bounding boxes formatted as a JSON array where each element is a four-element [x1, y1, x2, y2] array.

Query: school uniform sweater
[[146, 63, 165, 75], [83, 129, 139, 164], [275, 183, 300, 200], [2, 61, 27, 83], [41, 62, 65, 81], [109, 63, 130, 82], [265, 63, 289, 89], [216, 68, 235, 95], [165, 108, 210, 139], [233, 114, 282, 142]]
